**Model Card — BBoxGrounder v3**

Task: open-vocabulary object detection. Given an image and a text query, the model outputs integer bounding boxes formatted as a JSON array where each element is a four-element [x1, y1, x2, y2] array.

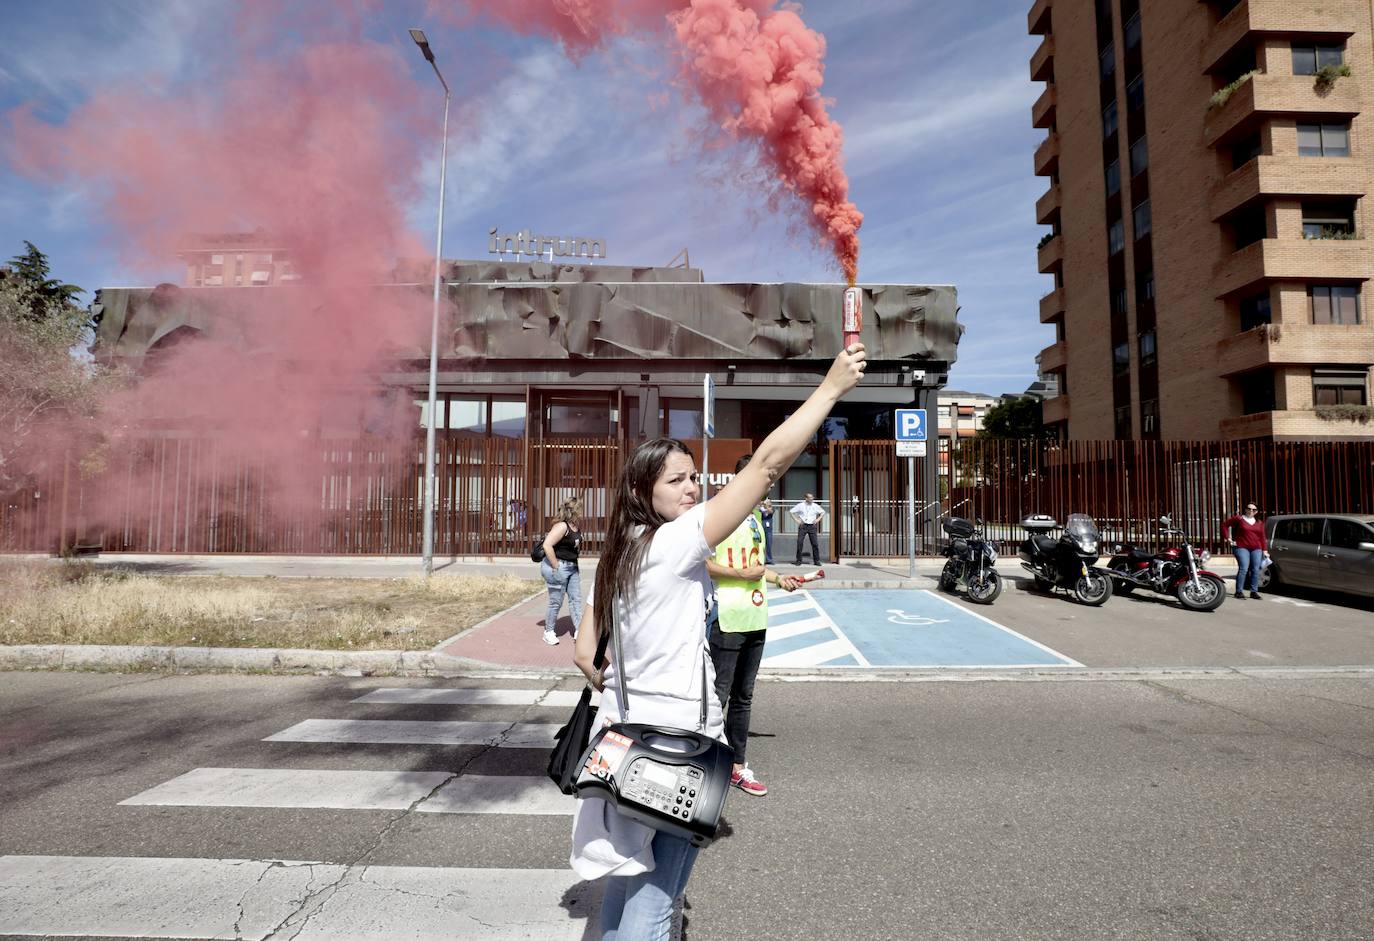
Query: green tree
[[5, 241, 83, 320], [977, 396, 1052, 440], [0, 244, 103, 487]]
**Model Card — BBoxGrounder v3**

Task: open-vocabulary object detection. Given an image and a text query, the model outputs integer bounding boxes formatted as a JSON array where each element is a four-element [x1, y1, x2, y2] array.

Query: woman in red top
[[1222, 501, 1269, 599]]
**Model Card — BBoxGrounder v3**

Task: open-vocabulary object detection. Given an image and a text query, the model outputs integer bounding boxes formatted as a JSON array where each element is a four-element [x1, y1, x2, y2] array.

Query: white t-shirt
[[791, 501, 826, 525], [571, 503, 725, 879]]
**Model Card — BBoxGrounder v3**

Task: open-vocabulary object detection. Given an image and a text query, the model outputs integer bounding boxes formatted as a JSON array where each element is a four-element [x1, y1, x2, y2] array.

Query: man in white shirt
[[789, 493, 826, 566]]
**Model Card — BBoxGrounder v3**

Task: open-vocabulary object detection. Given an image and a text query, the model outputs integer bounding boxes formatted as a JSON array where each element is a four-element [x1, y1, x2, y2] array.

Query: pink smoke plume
[[454, 0, 863, 282], [4, 26, 434, 524]]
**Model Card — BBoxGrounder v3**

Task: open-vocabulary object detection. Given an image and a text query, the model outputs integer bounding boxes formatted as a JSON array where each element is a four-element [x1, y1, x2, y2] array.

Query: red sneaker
[[731, 765, 767, 796]]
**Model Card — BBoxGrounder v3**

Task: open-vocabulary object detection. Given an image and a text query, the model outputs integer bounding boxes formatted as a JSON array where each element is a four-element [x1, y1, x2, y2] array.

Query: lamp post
[[410, 28, 450, 577]]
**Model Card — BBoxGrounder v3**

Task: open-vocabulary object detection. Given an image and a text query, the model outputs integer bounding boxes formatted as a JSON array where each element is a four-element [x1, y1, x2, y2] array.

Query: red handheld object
[[794, 568, 825, 583], [842, 287, 861, 351]]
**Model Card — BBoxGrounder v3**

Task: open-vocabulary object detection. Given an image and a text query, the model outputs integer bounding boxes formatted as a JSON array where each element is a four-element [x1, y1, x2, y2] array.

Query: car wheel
[[1259, 563, 1276, 590]]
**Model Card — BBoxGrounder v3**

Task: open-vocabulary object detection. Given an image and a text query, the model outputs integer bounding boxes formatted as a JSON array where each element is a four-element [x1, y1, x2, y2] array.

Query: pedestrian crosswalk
[[0, 682, 601, 939], [762, 589, 871, 668]]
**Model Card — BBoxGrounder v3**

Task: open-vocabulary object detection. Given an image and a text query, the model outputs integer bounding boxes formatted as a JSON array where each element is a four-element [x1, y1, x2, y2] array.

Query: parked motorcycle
[[1017, 513, 1114, 606], [937, 517, 1002, 605], [1106, 515, 1227, 612]]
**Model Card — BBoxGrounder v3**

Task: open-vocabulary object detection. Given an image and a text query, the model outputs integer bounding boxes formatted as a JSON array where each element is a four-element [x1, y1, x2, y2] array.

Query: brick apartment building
[[1029, 0, 1374, 440]]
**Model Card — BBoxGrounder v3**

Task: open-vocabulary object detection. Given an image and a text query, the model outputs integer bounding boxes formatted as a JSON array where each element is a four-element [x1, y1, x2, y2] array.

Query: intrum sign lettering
[[489, 227, 607, 259]]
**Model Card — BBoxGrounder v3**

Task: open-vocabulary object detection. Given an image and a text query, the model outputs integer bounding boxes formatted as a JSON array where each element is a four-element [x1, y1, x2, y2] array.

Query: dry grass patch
[[0, 562, 540, 650]]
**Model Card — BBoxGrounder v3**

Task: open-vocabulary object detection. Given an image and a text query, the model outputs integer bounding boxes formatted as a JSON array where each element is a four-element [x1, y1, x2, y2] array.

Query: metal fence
[[5, 436, 1371, 557]]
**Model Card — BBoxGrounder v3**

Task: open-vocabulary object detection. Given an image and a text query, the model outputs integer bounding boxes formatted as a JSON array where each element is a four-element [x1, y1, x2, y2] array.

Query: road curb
[[0, 643, 505, 676]]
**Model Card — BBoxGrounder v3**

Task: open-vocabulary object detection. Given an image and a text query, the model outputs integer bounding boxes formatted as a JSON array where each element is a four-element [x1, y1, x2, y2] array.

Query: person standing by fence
[[1222, 501, 1269, 600], [790, 493, 826, 566], [540, 498, 583, 645], [759, 497, 775, 564]]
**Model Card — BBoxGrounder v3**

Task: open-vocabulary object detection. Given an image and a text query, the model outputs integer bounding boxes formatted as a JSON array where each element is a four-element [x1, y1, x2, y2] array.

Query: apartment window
[[1132, 200, 1152, 238], [1111, 286, 1128, 316], [1123, 12, 1142, 50], [255, 253, 272, 264], [249, 270, 270, 285], [1313, 367, 1369, 405], [210, 254, 224, 266], [1140, 398, 1158, 434], [1105, 159, 1121, 197], [1129, 136, 1149, 176], [1126, 75, 1145, 111], [1103, 101, 1118, 139], [1230, 132, 1261, 170], [1114, 405, 1131, 435], [1138, 330, 1157, 366], [1310, 285, 1361, 324], [938, 405, 950, 418], [1292, 43, 1345, 76], [1113, 342, 1130, 375], [1099, 43, 1116, 81], [1302, 201, 1355, 238], [1108, 219, 1125, 255], [1298, 123, 1350, 157], [1233, 205, 1266, 249], [1239, 369, 1276, 414], [1240, 291, 1272, 330], [1136, 269, 1154, 303]]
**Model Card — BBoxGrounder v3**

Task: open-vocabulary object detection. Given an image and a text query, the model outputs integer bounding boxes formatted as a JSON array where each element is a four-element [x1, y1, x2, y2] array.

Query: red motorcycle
[[1106, 515, 1227, 612]]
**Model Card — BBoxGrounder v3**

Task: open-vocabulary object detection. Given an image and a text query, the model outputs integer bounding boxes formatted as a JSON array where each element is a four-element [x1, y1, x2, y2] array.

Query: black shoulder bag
[[571, 596, 735, 848], [546, 626, 610, 795]]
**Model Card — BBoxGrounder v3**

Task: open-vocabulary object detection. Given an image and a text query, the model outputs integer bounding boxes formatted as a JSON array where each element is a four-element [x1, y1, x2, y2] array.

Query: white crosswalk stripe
[[1, 685, 602, 939], [0, 854, 596, 940], [762, 589, 870, 668], [264, 718, 560, 747], [121, 768, 574, 815]]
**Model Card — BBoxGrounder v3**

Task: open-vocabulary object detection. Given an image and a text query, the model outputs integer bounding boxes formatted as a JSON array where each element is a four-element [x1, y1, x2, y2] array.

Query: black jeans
[[708, 619, 767, 764], [794, 522, 822, 565]]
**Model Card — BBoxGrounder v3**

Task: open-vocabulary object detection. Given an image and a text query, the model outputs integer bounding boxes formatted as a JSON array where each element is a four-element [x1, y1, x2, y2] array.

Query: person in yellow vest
[[706, 454, 799, 796]]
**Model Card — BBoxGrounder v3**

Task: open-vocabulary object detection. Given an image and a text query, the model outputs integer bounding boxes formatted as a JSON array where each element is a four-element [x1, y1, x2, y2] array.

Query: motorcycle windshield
[[1065, 514, 1101, 550]]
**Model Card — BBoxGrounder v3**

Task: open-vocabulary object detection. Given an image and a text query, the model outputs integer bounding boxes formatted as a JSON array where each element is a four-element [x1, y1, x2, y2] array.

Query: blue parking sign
[[895, 409, 927, 441]]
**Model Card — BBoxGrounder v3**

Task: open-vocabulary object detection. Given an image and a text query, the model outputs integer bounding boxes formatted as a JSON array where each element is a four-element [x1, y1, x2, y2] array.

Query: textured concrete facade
[[1030, 0, 1374, 441]]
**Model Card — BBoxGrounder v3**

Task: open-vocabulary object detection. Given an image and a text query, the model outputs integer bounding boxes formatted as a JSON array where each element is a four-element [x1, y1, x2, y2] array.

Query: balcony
[[1200, 0, 1362, 75], [1204, 73, 1362, 148], [1220, 409, 1374, 440], [1213, 238, 1371, 297], [1030, 35, 1054, 83], [1034, 132, 1060, 177], [1210, 156, 1367, 221], [1042, 394, 1070, 426], [1037, 234, 1064, 274], [1028, 0, 1052, 36], [1036, 183, 1061, 225], [1032, 85, 1057, 129], [1039, 288, 1066, 323], [1038, 340, 1068, 374], [1216, 322, 1374, 376]]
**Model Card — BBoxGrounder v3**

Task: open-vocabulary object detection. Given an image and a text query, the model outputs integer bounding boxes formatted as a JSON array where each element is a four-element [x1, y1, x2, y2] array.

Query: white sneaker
[[542, 630, 559, 646]]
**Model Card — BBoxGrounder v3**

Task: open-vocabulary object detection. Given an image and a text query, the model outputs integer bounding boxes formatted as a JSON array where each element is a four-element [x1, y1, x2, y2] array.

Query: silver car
[[1261, 514, 1374, 598]]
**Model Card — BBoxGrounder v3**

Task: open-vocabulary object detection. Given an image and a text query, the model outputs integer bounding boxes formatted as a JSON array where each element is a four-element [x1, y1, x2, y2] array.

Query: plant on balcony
[[1037, 232, 1056, 250], [1314, 404, 1374, 424], [1303, 227, 1363, 241], [1315, 63, 1352, 93], [1207, 70, 1258, 111]]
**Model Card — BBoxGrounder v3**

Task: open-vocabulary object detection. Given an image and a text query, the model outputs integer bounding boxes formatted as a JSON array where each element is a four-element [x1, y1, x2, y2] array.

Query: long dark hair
[[593, 437, 694, 633]]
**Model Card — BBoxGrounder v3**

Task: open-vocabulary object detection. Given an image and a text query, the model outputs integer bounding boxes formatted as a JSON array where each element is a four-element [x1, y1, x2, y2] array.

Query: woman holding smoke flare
[[570, 342, 867, 940]]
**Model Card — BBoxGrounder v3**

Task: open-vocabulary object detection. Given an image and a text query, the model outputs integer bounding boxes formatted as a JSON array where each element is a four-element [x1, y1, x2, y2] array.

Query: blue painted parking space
[[762, 589, 1080, 669]]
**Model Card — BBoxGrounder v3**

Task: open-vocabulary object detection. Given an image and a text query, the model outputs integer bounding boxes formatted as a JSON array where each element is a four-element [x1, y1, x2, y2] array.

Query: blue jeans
[[541, 560, 582, 634], [598, 831, 699, 941], [1235, 547, 1262, 593]]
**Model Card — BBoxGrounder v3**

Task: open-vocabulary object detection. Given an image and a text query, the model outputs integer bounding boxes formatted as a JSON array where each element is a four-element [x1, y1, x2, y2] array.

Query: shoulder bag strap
[[611, 592, 711, 733]]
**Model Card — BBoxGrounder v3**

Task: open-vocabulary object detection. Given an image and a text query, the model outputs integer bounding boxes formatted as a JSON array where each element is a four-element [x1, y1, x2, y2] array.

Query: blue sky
[[0, 0, 1049, 395]]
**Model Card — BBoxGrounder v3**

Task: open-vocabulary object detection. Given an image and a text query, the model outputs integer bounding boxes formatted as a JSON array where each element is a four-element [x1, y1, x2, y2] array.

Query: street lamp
[[411, 28, 450, 577]]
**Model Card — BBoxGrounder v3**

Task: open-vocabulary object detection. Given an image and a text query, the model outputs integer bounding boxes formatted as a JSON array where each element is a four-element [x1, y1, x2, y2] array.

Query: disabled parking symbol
[[885, 608, 951, 627]]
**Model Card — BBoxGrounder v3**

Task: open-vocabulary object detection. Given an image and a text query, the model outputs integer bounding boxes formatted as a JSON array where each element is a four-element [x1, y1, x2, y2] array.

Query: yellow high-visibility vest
[[712, 511, 768, 633]]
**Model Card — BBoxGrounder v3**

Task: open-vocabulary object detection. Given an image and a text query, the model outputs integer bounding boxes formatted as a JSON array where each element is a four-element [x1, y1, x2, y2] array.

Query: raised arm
[[705, 346, 866, 548]]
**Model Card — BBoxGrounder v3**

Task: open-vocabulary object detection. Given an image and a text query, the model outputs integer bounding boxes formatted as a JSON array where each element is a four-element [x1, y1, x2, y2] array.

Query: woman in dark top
[[540, 497, 583, 645], [1222, 501, 1269, 599]]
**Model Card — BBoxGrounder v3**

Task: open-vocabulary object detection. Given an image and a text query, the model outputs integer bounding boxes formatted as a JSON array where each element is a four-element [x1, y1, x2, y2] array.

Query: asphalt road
[[2, 670, 1372, 940]]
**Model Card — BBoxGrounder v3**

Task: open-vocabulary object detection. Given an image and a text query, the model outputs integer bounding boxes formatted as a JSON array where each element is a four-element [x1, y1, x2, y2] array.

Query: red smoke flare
[[455, 0, 863, 281]]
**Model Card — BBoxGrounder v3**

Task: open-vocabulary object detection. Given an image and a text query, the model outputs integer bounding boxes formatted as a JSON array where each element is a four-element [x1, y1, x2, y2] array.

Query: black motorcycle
[[1017, 513, 1113, 606], [937, 517, 1002, 605]]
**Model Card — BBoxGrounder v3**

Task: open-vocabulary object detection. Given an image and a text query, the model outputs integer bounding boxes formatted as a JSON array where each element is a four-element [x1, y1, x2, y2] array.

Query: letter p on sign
[[895, 409, 927, 441]]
